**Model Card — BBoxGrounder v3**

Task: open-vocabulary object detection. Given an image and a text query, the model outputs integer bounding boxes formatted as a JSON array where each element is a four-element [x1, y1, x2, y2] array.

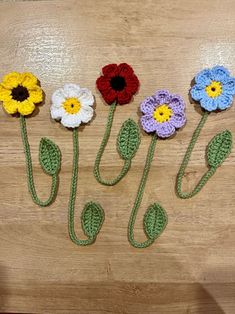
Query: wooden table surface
[[0, 0, 235, 313]]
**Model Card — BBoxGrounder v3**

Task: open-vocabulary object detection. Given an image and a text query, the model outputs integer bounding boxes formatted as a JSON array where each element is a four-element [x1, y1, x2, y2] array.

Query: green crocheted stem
[[93, 102, 131, 186], [68, 128, 104, 246], [20, 115, 58, 207], [128, 135, 161, 249], [176, 110, 214, 199]]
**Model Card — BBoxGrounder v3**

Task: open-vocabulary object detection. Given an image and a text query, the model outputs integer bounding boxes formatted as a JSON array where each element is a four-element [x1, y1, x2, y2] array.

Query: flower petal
[[223, 79, 235, 95], [2, 100, 18, 114], [200, 96, 217, 112], [77, 88, 94, 106], [125, 74, 139, 95], [215, 93, 233, 110], [195, 68, 212, 86], [96, 76, 111, 92], [155, 122, 176, 138], [2, 72, 22, 89], [102, 64, 118, 78], [211, 66, 230, 83], [155, 90, 171, 104], [169, 94, 185, 112], [50, 106, 65, 120], [79, 105, 94, 123], [117, 88, 132, 105], [51, 88, 66, 107], [21, 72, 38, 89], [61, 113, 82, 128], [140, 115, 157, 133], [0, 85, 12, 101], [63, 83, 81, 98], [140, 96, 156, 114], [96, 75, 117, 104], [18, 100, 35, 115], [170, 112, 186, 129], [118, 63, 134, 77], [190, 85, 206, 101], [28, 86, 43, 103], [100, 88, 117, 105]]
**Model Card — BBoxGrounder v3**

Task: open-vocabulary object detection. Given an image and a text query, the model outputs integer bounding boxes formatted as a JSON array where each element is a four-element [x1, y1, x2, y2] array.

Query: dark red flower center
[[11, 85, 29, 102], [110, 76, 126, 91]]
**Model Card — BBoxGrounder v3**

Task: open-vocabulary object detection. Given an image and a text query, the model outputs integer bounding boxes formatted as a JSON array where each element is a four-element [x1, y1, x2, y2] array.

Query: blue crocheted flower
[[190, 66, 235, 111]]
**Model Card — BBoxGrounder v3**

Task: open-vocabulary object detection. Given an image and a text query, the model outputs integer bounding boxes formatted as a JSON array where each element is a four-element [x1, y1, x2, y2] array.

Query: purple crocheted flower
[[140, 90, 186, 138]]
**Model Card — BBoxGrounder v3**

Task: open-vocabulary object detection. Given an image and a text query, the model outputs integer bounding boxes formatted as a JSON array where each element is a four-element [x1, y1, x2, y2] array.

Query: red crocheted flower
[[96, 63, 139, 105]]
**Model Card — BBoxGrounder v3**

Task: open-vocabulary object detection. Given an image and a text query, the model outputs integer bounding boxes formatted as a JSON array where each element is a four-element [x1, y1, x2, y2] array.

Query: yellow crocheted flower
[[0, 72, 43, 115]]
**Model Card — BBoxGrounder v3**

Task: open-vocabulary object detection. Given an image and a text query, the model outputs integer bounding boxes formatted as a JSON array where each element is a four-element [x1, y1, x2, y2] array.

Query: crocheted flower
[[190, 65, 235, 111], [96, 63, 139, 105], [140, 90, 186, 138], [51, 84, 94, 128], [0, 72, 43, 115]]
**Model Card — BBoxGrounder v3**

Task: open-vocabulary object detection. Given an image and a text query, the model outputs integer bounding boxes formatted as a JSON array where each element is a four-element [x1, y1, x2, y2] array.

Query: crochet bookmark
[[0, 72, 61, 207], [94, 63, 140, 186], [51, 83, 104, 246], [176, 66, 234, 199], [128, 90, 186, 248]]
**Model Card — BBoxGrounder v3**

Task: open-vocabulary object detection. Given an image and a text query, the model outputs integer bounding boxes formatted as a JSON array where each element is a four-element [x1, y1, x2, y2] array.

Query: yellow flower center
[[205, 81, 222, 98], [63, 97, 81, 114], [153, 104, 173, 123]]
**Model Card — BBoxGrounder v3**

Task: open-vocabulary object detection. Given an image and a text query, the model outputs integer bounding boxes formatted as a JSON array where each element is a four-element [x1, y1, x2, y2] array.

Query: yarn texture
[[0, 71, 43, 115], [0, 71, 60, 207], [96, 63, 139, 105], [20, 115, 61, 206], [190, 65, 235, 111], [140, 90, 186, 138], [51, 83, 94, 128], [117, 118, 141, 160], [39, 137, 61, 175], [94, 63, 140, 186], [51, 85, 104, 246], [207, 130, 232, 168], [177, 66, 234, 199], [68, 129, 104, 246], [128, 135, 167, 248], [143, 203, 167, 240], [127, 89, 185, 249]]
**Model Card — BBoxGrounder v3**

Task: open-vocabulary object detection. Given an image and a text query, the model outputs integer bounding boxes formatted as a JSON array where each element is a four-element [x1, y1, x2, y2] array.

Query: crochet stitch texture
[[176, 65, 234, 199], [0, 72, 43, 115], [51, 83, 94, 128], [0, 71, 61, 207], [50, 84, 104, 246], [96, 63, 139, 105], [190, 65, 235, 111], [94, 63, 140, 186], [127, 90, 186, 248], [140, 90, 186, 138]]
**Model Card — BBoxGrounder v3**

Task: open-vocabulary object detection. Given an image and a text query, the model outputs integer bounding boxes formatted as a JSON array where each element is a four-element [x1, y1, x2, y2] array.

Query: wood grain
[[0, 0, 235, 313]]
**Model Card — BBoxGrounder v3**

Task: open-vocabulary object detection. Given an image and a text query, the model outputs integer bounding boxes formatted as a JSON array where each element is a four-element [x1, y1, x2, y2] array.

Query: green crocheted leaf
[[39, 137, 61, 175], [81, 202, 105, 239], [117, 119, 140, 160], [143, 203, 167, 240], [207, 130, 232, 168]]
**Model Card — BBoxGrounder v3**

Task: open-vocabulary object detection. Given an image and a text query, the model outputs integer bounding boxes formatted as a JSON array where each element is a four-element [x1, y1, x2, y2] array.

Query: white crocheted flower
[[51, 84, 94, 128]]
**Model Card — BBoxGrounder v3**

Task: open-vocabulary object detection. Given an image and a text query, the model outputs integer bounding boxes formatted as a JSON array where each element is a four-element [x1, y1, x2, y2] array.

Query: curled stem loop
[[128, 135, 167, 249], [20, 115, 59, 207], [68, 128, 104, 246], [176, 111, 215, 199], [94, 102, 132, 186]]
